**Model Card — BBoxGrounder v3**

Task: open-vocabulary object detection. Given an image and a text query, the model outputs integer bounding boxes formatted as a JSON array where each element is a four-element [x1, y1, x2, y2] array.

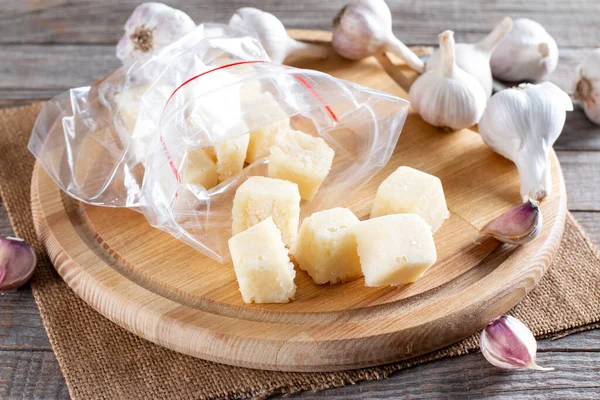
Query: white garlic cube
[[294, 207, 362, 285], [354, 214, 437, 287], [228, 217, 296, 304], [183, 148, 218, 190], [371, 166, 449, 233], [268, 130, 335, 200], [232, 176, 301, 248], [214, 134, 250, 182], [244, 92, 292, 164]]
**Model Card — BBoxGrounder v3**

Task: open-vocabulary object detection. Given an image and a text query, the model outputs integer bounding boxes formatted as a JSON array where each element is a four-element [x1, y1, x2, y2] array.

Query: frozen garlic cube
[[354, 214, 437, 287], [371, 166, 449, 233], [294, 207, 362, 285], [228, 217, 296, 304], [114, 84, 149, 133], [214, 134, 250, 182], [245, 92, 292, 164], [268, 130, 335, 200], [183, 148, 218, 190], [232, 176, 300, 248]]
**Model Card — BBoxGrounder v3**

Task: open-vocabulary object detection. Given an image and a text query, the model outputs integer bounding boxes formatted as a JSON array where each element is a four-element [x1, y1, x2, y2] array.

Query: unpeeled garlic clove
[[426, 17, 513, 98], [490, 18, 559, 82], [229, 7, 328, 64], [479, 199, 542, 245], [479, 82, 573, 201], [409, 30, 487, 130], [332, 0, 424, 73], [116, 2, 196, 66], [481, 315, 553, 371], [574, 48, 600, 125], [0, 237, 36, 291]]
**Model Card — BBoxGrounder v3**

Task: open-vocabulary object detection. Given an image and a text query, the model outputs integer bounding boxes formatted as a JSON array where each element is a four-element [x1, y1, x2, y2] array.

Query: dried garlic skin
[[575, 48, 600, 125], [116, 2, 196, 66], [480, 315, 553, 371], [478, 82, 572, 201], [490, 18, 559, 82]]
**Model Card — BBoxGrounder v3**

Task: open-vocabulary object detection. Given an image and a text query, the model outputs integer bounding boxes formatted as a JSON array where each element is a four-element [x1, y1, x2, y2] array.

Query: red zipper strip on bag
[[159, 60, 339, 187]]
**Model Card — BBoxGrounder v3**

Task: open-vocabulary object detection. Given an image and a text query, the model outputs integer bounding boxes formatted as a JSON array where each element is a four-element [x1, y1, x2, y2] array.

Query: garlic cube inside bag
[[371, 166, 449, 233], [294, 207, 362, 285], [354, 214, 437, 287], [268, 129, 335, 200], [228, 217, 296, 304], [232, 176, 301, 249], [183, 148, 219, 190]]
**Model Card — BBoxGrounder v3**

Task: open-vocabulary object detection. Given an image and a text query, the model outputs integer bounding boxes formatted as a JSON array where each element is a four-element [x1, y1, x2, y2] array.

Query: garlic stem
[[477, 17, 513, 53], [516, 148, 552, 201], [438, 31, 455, 78], [385, 36, 425, 73]]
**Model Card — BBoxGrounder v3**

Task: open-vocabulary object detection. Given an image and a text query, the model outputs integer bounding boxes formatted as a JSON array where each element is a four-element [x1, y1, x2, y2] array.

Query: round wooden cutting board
[[31, 30, 567, 372]]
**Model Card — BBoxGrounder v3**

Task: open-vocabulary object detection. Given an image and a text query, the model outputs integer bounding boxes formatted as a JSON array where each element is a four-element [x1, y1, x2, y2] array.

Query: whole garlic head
[[490, 18, 559, 82], [479, 82, 573, 201], [229, 7, 327, 64], [116, 2, 196, 66], [426, 17, 513, 98], [575, 48, 600, 125], [409, 31, 487, 131], [332, 0, 424, 73]]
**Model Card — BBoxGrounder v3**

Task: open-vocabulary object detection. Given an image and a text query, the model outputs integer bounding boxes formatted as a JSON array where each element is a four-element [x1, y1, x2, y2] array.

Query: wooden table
[[1, 1, 599, 398]]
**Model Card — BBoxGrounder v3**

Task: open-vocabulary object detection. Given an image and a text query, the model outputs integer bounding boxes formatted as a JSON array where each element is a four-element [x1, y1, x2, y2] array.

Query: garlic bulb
[[479, 82, 573, 201], [490, 18, 559, 82], [409, 31, 486, 130], [575, 48, 600, 125], [116, 2, 196, 66], [229, 7, 327, 64], [426, 17, 513, 98], [0, 237, 36, 291], [479, 199, 542, 245], [332, 0, 424, 73], [481, 315, 553, 371]]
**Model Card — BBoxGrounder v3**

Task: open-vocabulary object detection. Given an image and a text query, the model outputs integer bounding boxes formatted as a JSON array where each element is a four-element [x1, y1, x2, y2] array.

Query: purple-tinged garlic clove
[[0, 237, 36, 290], [478, 199, 542, 245]]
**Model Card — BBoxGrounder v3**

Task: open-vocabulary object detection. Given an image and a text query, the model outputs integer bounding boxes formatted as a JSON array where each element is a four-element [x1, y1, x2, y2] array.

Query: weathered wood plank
[[556, 151, 600, 211], [1, 0, 600, 47], [0, 350, 69, 400], [286, 352, 600, 399]]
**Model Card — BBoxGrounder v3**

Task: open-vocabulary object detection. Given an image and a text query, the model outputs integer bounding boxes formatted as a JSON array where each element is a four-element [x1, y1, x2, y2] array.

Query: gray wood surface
[[0, 1, 599, 399]]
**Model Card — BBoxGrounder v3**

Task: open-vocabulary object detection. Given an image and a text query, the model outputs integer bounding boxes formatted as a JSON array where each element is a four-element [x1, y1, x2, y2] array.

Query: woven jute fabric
[[0, 102, 599, 400]]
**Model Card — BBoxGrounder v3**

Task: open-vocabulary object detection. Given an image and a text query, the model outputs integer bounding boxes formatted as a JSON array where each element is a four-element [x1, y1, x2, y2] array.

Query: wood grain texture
[[2, 0, 600, 47], [29, 30, 567, 372]]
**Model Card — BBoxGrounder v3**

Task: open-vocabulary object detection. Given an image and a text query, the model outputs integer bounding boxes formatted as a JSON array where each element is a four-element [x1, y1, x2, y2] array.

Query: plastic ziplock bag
[[29, 24, 410, 263]]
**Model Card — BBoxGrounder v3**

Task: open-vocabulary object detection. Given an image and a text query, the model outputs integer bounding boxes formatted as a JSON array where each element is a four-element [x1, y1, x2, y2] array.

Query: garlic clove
[[481, 315, 553, 371], [0, 237, 37, 291], [490, 18, 559, 82], [116, 2, 196, 66], [332, 0, 424, 73], [574, 48, 600, 125], [409, 31, 487, 130], [478, 199, 542, 245], [426, 17, 513, 98], [229, 8, 328, 64], [478, 82, 572, 201]]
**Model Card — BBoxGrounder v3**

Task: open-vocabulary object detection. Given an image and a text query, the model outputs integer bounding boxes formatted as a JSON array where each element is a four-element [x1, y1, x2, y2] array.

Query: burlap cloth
[[1, 102, 599, 399]]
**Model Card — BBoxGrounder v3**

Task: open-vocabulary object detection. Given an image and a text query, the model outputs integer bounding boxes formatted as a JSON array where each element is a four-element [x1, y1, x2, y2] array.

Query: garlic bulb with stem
[[478, 199, 542, 245], [409, 30, 486, 130], [574, 48, 600, 125], [426, 17, 513, 98], [479, 82, 573, 201], [332, 0, 424, 73], [0, 237, 36, 291], [490, 18, 559, 82], [229, 7, 327, 64], [116, 2, 196, 66], [481, 315, 553, 371]]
